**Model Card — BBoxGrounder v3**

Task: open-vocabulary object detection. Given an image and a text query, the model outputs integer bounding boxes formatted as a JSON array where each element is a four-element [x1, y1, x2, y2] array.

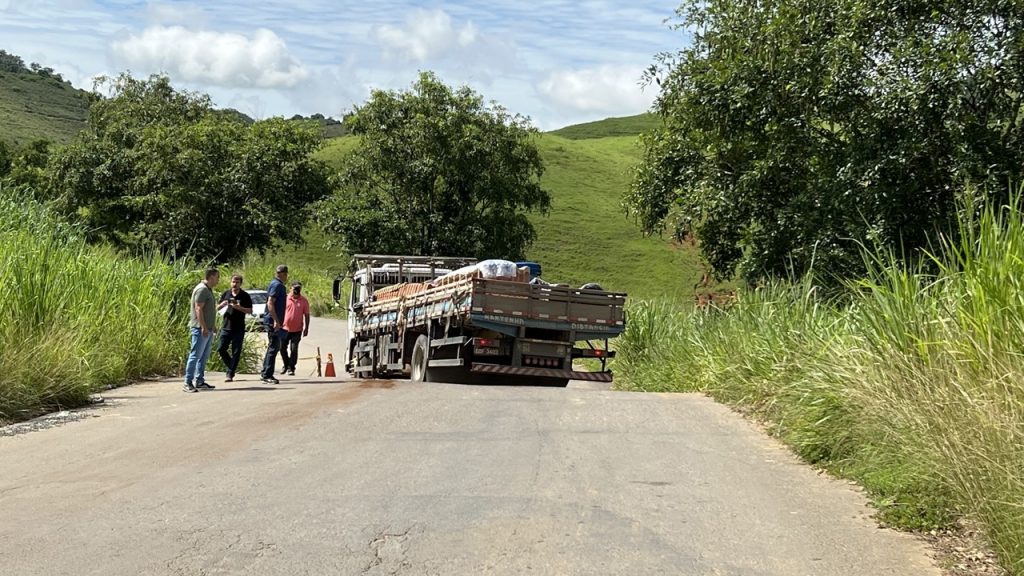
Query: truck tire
[[411, 335, 429, 382]]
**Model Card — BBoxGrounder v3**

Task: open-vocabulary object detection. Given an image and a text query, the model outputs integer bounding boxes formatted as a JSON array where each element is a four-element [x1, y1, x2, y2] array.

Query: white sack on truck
[[476, 259, 519, 279], [432, 259, 528, 287]]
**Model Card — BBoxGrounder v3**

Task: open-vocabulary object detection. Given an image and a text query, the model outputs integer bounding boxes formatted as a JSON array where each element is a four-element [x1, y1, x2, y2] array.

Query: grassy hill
[[0, 70, 91, 146], [525, 133, 705, 299], [549, 113, 661, 140], [290, 118, 713, 301]]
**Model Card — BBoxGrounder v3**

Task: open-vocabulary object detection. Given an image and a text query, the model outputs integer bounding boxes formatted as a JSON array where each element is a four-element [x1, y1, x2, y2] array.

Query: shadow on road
[[208, 386, 283, 392]]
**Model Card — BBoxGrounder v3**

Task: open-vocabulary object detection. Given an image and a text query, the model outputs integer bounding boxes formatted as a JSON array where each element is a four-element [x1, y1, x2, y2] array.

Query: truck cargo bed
[[356, 278, 626, 339]]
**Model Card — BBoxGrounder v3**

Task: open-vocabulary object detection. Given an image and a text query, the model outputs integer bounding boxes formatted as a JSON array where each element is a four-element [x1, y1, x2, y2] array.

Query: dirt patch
[[923, 521, 1007, 576], [0, 399, 106, 437], [358, 380, 398, 390]]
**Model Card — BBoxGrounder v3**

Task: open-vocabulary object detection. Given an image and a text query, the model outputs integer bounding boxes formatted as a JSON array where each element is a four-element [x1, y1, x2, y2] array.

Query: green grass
[[0, 71, 90, 146], [528, 134, 714, 299], [311, 130, 718, 300], [549, 113, 661, 140], [0, 185, 194, 422], [617, 195, 1024, 575]]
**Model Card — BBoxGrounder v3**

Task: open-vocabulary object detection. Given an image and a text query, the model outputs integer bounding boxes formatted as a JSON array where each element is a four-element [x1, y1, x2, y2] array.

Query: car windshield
[[250, 293, 267, 305]]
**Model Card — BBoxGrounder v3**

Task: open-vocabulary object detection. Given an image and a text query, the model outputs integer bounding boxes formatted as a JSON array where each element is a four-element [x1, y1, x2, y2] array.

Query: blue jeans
[[185, 327, 214, 385], [261, 328, 288, 378]]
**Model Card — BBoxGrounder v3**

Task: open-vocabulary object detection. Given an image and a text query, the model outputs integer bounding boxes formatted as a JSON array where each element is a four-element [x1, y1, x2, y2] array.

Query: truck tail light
[[573, 348, 614, 359]]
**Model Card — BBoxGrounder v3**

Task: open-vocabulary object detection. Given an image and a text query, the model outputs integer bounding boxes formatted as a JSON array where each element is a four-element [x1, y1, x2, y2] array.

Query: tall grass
[[618, 197, 1024, 574], [0, 186, 193, 422]]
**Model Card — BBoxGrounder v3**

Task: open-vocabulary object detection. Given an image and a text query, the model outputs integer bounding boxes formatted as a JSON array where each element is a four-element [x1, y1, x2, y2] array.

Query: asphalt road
[[0, 318, 939, 575]]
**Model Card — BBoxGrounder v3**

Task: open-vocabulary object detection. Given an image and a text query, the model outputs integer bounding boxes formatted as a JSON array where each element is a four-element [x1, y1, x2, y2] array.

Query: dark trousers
[[217, 327, 245, 377], [261, 329, 286, 378], [279, 331, 303, 371]]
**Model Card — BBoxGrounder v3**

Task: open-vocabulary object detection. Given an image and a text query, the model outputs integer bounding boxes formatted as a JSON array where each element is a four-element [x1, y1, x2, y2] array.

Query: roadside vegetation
[[0, 186, 193, 422], [618, 196, 1024, 573], [619, 2, 1024, 571]]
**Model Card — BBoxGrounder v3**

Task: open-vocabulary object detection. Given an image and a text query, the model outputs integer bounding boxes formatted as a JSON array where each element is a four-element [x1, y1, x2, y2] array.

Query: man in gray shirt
[[184, 267, 220, 393]]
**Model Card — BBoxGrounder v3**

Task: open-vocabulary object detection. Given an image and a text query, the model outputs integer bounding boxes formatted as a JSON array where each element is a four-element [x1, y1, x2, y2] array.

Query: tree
[[627, 0, 1024, 283], [5, 140, 51, 190], [0, 50, 26, 73], [318, 72, 550, 260], [48, 74, 333, 262]]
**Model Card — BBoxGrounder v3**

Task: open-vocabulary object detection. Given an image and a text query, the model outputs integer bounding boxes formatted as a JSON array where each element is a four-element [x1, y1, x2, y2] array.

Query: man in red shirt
[[280, 282, 311, 376]]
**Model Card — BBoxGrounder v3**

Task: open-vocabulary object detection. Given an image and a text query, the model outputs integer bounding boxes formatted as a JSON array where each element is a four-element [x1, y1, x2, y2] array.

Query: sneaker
[[183, 383, 198, 393], [261, 376, 280, 384], [195, 382, 216, 390], [225, 375, 234, 383], [286, 368, 295, 376]]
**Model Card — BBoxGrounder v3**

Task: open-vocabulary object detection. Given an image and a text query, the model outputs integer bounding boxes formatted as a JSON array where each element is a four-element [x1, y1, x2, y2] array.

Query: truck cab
[[333, 255, 477, 370]]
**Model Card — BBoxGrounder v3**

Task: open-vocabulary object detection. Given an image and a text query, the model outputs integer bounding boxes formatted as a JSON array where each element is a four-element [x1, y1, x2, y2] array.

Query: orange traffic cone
[[324, 353, 336, 378]]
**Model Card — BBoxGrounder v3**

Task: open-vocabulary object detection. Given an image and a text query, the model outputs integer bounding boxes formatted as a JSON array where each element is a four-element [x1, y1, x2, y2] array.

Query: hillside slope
[[0, 70, 90, 146], [527, 134, 703, 298], [549, 113, 661, 140]]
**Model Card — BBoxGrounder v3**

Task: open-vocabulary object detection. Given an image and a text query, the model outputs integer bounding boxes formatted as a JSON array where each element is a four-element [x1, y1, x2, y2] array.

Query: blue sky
[[0, 0, 684, 129]]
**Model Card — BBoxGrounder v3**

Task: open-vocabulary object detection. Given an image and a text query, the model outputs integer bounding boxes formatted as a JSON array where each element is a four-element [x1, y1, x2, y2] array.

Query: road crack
[[363, 525, 415, 575]]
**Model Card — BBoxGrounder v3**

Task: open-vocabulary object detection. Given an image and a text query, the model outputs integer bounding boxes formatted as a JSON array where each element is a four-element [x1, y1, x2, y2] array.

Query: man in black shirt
[[217, 274, 254, 382]]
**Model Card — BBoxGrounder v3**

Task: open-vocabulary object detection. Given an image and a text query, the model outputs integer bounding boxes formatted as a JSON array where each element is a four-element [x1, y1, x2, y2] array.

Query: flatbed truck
[[333, 255, 627, 386]]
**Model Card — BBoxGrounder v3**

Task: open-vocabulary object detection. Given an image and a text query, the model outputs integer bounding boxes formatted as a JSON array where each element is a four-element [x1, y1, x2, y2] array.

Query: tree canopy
[[47, 74, 333, 262], [318, 72, 549, 260], [627, 0, 1024, 282]]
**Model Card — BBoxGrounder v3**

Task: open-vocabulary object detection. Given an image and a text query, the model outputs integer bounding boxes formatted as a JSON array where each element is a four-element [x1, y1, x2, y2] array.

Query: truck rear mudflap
[[470, 363, 613, 382]]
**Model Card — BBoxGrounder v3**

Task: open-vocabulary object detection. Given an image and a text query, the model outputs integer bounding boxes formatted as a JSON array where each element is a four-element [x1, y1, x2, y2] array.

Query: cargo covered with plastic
[[431, 259, 531, 287]]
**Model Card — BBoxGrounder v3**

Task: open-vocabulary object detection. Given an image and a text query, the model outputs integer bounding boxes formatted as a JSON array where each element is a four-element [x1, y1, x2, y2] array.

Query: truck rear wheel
[[411, 335, 429, 382], [410, 335, 479, 384]]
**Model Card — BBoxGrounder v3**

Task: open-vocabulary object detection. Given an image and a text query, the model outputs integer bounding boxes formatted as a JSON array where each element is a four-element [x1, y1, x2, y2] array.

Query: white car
[[246, 289, 268, 331]]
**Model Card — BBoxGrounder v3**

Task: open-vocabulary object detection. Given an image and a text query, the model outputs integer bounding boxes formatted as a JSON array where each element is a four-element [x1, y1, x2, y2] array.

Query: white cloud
[[538, 64, 654, 115], [110, 26, 309, 89], [373, 8, 481, 62]]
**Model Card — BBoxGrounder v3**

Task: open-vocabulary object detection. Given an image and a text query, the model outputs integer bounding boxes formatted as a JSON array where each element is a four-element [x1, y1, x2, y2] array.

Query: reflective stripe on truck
[[470, 363, 613, 382]]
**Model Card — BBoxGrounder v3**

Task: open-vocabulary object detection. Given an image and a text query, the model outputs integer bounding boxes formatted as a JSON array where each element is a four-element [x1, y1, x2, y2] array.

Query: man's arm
[[268, 294, 282, 328], [195, 300, 209, 334], [303, 301, 310, 336]]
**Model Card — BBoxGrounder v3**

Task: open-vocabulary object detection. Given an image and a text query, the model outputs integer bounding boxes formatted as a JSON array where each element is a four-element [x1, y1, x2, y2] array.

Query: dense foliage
[[47, 74, 334, 262], [318, 72, 550, 260], [627, 0, 1024, 282]]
